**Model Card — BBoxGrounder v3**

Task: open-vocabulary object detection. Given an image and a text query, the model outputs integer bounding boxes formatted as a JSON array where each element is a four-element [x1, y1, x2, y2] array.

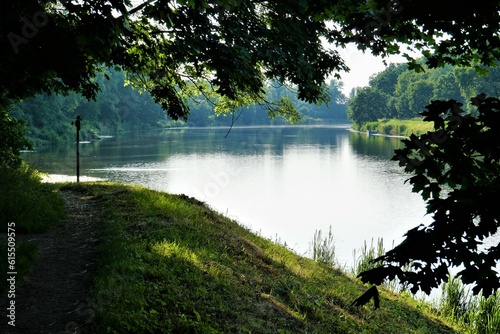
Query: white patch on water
[[41, 174, 108, 183], [88, 168, 185, 172]]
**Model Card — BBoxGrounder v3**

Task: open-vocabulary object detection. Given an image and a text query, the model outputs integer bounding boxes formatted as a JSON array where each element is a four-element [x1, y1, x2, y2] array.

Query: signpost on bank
[[72, 115, 82, 183]]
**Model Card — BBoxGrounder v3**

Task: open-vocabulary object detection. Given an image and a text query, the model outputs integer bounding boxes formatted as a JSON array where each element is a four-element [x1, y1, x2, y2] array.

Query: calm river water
[[22, 125, 432, 266]]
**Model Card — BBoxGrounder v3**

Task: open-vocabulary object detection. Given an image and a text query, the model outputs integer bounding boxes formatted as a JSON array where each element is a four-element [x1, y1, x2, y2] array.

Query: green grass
[[354, 119, 434, 137], [0, 163, 66, 233], [0, 164, 67, 293], [59, 182, 459, 333]]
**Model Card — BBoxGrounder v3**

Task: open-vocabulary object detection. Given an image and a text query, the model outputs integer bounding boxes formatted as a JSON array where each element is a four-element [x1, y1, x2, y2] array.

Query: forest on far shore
[[348, 62, 500, 125], [10, 69, 348, 146]]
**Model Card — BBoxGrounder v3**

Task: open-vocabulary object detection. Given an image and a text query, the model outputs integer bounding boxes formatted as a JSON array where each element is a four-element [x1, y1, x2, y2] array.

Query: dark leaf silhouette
[[360, 95, 500, 297], [351, 286, 380, 309]]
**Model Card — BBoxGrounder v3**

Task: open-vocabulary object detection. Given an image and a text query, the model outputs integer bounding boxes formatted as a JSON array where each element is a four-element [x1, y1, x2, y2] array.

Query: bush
[[0, 110, 32, 168], [0, 163, 66, 233]]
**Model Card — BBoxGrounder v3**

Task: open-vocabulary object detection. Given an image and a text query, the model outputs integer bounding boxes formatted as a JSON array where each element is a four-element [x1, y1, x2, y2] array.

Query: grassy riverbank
[[53, 182, 457, 333], [2, 167, 482, 332], [352, 119, 434, 137]]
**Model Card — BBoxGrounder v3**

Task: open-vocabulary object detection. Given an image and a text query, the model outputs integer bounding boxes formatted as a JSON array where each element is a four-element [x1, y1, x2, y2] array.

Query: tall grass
[[0, 241, 37, 293], [469, 291, 500, 334], [351, 237, 385, 277], [439, 275, 473, 322], [310, 226, 337, 267]]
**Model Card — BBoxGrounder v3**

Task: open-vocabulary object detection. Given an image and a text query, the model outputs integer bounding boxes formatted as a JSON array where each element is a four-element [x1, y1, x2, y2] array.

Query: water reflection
[[22, 125, 430, 266]]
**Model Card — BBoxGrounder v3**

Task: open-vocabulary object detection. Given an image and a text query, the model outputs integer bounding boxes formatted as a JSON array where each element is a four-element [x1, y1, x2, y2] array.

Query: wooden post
[[72, 116, 82, 183]]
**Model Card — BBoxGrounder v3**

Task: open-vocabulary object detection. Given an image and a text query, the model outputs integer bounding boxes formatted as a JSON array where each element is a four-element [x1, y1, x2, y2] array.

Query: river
[[22, 124, 431, 267]]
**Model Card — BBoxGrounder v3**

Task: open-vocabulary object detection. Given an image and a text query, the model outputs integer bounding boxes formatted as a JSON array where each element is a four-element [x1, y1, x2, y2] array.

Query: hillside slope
[[51, 183, 457, 333]]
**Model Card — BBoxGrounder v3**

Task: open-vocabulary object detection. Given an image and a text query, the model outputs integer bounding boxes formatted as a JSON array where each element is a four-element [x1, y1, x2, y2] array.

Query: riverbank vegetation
[[351, 118, 434, 137], [58, 182, 458, 333], [347, 63, 500, 129]]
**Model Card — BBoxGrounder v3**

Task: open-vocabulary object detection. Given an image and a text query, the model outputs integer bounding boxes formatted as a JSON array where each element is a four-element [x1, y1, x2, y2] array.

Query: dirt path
[[1, 189, 102, 334]]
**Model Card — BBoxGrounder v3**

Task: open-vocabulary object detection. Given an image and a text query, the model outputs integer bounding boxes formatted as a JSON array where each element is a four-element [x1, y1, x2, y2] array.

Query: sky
[[334, 44, 413, 96]]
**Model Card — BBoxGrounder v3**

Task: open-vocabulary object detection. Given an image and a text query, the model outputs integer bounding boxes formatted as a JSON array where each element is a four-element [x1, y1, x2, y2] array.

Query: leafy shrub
[[0, 163, 66, 232]]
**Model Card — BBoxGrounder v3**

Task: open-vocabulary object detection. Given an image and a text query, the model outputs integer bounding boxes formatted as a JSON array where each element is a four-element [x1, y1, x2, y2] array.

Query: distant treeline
[[10, 69, 348, 146], [10, 69, 165, 146], [347, 63, 500, 125]]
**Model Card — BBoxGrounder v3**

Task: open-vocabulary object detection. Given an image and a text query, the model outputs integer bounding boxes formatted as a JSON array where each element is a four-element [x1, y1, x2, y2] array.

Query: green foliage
[[11, 74, 347, 145], [10, 69, 167, 146], [3, 0, 499, 123], [358, 95, 500, 297], [369, 63, 407, 96], [0, 109, 31, 167], [0, 163, 66, 233], [347, 87, 389, 125], [440, 275, 472, 321], [0, 162, 65, 295], [469, 291, 500, 334], [266, 96, 302, 125], [3, 0, 499, 160]]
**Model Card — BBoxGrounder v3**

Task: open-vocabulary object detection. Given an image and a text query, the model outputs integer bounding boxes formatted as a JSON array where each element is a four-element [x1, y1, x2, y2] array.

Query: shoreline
[[348, 127, 409, 139], [41, 174, 108, 183]]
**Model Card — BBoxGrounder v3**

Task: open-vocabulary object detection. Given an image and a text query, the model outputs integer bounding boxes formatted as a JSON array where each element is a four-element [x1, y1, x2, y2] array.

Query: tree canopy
[[2, 0, 499, 120]]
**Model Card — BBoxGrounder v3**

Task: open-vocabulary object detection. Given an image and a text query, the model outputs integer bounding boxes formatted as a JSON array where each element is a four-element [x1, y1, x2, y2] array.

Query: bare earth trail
[[1, 189, 102, 334]]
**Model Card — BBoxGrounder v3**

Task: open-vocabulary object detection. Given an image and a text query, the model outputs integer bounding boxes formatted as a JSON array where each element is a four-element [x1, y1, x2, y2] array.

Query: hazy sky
[[335, 44, 412, 96]]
